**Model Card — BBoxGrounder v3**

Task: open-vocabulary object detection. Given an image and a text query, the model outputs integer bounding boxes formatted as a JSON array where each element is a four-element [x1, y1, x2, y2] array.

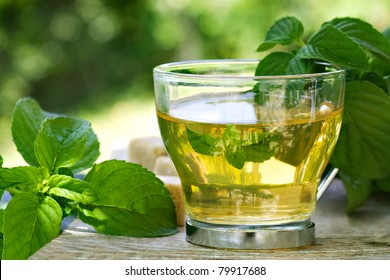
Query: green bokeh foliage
[[0, 0, 388, 116]]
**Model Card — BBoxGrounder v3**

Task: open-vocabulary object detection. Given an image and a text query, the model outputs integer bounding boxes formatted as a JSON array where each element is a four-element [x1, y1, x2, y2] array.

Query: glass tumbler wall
[[153, 60, 345, 249]]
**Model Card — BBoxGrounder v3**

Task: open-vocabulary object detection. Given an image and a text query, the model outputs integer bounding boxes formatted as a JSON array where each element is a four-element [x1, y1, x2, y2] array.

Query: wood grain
[[30, 180, 390, 260]]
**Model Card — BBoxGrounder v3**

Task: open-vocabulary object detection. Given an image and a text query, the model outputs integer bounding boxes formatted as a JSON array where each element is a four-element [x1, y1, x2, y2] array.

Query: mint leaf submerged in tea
[[187, 125, 279, 169], [185, 127, 221, 156]]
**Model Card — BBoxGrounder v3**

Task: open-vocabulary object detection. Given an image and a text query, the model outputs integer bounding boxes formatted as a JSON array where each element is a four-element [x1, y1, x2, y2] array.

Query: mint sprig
[[256, 16, 390, 212], [0, 97, 177, 259]]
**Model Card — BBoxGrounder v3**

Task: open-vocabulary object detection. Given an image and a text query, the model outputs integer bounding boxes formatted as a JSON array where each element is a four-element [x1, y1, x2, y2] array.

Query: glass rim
[[153, 59, 345, 80]]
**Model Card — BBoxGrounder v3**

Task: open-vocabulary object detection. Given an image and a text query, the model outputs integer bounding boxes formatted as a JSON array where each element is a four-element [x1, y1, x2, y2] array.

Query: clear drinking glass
[[153, 59, 345, 249]]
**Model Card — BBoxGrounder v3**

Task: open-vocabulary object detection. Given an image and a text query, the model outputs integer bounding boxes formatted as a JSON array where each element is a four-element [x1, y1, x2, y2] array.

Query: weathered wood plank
[[30, 180, 390, 260]]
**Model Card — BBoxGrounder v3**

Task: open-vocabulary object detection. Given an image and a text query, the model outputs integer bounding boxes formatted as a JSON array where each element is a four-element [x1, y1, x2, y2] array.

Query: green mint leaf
[[70, 128, 100, 173], [79, 160, 177, 237], [57, 167, 74, 177], [34, 116, 90, 173], [277, 122, 323, 168], [186, 127, 221, 156], [297, 24, 369, 70], [254, 52, 315, 80], [330, 81, 390, 179], [374, 176, 390, 193], [11, 98, 55, 166], [255, 52, 294, 75], [0, 155, 3, 167], [327, 17, 390, 63], [0, 166, 49, 193], [47, 175, 97, 204], [285, 55, 315, 74], [283, 79, 315, 109], [0, 209, 4, 230], [224, 147, 246, 170], [251, 82, 268, 106], [242, 131, 280, 163], [0, 209, 4, 259], [242, 143, 274, 163], [384, 27, 390, 40], [222, 125, 246, 169], [369, 56, 390, 77], [2, 193, 62, 259], [187, 124, 281, 170], [387, 78, 390, 95], [11, 98, 99, 173], [253, 53, 315, 109], [79, 204, 175, 237], [338, 171, 372, 214], [257, 16, 304, 52], [361, 72, 389, 93], [251, 80, 282, 106]]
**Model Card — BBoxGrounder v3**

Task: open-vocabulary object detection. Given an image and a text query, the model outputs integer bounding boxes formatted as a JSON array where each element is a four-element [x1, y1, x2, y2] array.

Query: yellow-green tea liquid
[[158, 94, 342, 225]]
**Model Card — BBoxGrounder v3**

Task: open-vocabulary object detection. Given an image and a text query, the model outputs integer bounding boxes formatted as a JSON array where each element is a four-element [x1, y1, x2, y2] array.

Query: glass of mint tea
[[153, 59, 345, 249]]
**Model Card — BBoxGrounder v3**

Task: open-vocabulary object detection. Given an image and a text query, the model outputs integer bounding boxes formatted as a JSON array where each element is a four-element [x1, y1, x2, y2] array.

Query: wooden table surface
[[30, 179, 390, 260]]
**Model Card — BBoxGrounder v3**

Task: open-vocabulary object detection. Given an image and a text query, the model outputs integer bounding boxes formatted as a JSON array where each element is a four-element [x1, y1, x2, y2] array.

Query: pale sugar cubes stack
[[128, 137, 185, 226]]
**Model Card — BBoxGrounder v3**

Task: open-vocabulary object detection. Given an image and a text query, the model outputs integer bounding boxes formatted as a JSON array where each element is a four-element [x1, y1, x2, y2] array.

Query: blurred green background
[[1, 0, 389, 166]]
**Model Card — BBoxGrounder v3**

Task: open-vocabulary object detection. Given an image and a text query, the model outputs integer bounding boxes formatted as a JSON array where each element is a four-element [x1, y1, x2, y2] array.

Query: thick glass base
[[186, 219, 315, 250]]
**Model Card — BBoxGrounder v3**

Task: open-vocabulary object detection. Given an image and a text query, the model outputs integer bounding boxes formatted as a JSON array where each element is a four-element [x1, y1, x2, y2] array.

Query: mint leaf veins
[[2, 193, 62, 260], [79, 160, 177, 237]]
